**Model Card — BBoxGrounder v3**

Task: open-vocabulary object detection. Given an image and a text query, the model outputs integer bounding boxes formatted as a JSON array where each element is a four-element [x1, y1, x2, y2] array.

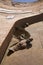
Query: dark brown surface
[[1, 21, 43, 65]]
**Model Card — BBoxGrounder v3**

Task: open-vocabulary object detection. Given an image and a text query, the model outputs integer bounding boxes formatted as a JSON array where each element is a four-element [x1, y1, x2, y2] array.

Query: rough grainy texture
[[1, 22, 43, 65], [0, 0, 43, 64]]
